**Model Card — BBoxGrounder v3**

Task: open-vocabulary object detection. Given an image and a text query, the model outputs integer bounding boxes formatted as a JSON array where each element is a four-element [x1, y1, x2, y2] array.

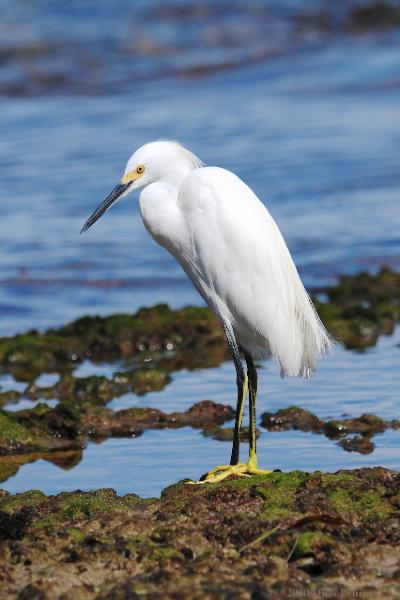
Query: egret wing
[[178, 167, 332, 376]]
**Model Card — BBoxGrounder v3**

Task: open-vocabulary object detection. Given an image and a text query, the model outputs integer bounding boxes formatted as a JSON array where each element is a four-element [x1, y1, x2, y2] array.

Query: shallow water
[[2, 329, 399, 497], [3, 428, 399, 499], [1, 30, 400, 334], [0, 1, 399, 496]]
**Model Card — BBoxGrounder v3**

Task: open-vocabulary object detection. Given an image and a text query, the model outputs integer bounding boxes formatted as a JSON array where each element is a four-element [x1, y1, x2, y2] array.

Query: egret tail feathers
[[246, 265, 335, 378], [277, 274, 335, 378]]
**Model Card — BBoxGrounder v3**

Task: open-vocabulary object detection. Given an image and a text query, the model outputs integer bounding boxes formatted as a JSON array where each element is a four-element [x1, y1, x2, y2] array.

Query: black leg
[[223, 323, 248, 466], [244, 350, 257, 460], [187, 332, 270, 484]]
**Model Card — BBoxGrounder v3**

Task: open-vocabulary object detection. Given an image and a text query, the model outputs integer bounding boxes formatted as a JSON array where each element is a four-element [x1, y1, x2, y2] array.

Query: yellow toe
[[187, 462, 272, 485]]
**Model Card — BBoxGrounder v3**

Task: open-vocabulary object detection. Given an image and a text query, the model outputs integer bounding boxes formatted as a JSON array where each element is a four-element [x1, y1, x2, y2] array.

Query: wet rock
[[0, 389, 21, 408], [348, 2, 400, 33], [0, 468, 398, 598], [83, 400, 235, 438], [324, 413, 390, 438], [261, 406, 324, 432], [1, 269, 400, 380], [0, 401, 234, 458], [261, 406, 398, 454], [316, 267, 400, 349], [180, 400, 235, 427], [0, 305, 226, 381], [202, 425, 260, 442], [338, 435, 375, 454], [25, 368, 171, 405], [46, 374, 116, 405], [0, 403, 83, 456]]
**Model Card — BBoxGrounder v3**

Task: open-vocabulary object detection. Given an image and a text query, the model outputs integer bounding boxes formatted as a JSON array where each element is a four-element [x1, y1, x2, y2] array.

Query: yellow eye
[[136, 165, 144, 174]]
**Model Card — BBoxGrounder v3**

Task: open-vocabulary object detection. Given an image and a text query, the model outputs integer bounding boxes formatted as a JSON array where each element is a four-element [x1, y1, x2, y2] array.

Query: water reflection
[[2, 427, 398, 499], [1, 329, 398, 496]]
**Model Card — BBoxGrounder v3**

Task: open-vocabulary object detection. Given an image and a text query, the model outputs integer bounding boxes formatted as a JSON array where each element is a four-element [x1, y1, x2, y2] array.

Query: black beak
[[80, 182, 130, 233]]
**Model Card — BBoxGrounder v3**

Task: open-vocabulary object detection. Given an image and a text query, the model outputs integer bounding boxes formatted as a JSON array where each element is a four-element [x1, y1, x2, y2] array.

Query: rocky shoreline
[[0, 269, 399, 597], [0, 468, 399, 599]]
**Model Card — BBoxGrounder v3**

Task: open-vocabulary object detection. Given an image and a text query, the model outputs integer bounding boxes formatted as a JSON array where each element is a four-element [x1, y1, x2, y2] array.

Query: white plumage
[[136, 141, 333, 377], [82, 139, 333, 482]]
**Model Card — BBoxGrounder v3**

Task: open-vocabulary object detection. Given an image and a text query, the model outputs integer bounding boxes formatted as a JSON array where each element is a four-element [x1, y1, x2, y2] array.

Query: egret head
[[81, 140, 202, 233]]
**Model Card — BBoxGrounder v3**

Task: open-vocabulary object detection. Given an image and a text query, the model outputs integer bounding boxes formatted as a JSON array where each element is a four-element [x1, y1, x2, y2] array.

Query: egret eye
[[136, 165, 145, 174]]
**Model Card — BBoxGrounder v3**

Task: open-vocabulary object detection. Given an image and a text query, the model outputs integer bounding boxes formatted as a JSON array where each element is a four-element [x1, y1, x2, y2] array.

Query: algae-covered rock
[[1, 268, 400, 383], [314, 267, 400, 349], [323, 413, 390, 437], [261, 406, 399, 454], [0, 400, 234, 463], [261, 405, 324, 432], [0, 403, 83, 455], [338, 435, 375, 454], [0, 468, 398, 598], [0, 305, 226, 381], [0, 389, 21, 408]]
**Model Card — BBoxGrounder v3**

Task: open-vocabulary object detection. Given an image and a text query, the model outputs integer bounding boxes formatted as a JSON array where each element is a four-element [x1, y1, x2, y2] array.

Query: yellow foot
[[188, 463, 273, 485]]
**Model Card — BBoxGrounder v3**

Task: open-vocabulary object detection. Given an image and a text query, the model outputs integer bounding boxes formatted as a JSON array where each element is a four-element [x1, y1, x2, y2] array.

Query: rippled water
[[0, 1, 399, 496], [1, 18, 400, 334], [3, 328, 400, 497]]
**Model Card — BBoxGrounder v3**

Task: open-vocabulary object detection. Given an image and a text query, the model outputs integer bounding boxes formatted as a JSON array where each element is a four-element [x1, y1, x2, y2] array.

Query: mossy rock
[[0, 410, 32, 444], [1, 268, 399, 382], [0, 468, 398, 598], [292, 531, 334, 559]]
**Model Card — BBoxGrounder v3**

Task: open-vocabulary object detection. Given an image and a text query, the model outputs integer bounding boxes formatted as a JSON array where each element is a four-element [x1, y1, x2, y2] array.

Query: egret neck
[[139, 172, 192, 256]]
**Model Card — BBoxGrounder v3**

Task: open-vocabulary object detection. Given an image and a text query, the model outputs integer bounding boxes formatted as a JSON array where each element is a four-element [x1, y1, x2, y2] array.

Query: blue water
[[0, 1, 399, 496], [3, 328, 399, 497]]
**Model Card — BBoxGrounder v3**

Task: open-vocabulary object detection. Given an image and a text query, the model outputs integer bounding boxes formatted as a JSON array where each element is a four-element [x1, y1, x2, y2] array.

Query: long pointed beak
[[80, 182, 131, 233]]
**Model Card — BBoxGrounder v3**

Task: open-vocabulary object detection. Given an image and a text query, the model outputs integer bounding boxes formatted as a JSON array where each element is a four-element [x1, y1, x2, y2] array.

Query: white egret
[[81, 140, 333, 483]]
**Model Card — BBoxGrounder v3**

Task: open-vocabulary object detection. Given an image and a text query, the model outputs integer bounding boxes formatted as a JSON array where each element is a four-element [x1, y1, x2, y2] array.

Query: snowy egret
[[81, 140, 333, 483]]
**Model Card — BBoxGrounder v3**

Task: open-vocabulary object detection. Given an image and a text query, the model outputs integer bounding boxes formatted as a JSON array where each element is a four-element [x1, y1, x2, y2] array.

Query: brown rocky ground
[[0, 468, 399, 599]]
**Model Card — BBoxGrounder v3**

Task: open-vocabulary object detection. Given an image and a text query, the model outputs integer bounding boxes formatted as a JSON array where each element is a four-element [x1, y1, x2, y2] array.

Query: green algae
[[173, 469, 398, 524], [0, 390, 21, 407], [261, 405, 324, 432], [52, 489, 115, 519], [148, 546, 186, 563], [0, 410, 32, 444], [24, 366, 171, 407], [0, 400, 235, 463], [1, 268, 399, 387], [160, 479, 192, 498], [54, 374, 116, 404], [31, 489, 141, 529], [256, 471, 309, 520], [113, 367, 170, 395], [8, 310, 210, 379], [0, 462, 18, 481], [329, 487, 395, 521], [292, 531, 333, 559], [314, 267, 400, 349], [0, 304, 225, 382], [66, 526, 86, 542], [0, 402, 84, 456], [0, 468, 398, 598], [0, 490, 46, 515]]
